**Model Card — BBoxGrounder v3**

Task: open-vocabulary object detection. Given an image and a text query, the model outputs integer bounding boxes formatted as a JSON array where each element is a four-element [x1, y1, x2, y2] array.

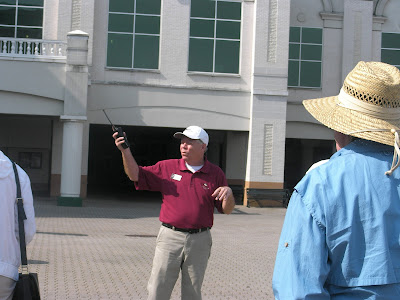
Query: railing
[[0, 38, 67, 60]]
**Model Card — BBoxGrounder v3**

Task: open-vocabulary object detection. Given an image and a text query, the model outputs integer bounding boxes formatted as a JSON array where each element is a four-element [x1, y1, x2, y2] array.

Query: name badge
[[171, 173, 182, 181]]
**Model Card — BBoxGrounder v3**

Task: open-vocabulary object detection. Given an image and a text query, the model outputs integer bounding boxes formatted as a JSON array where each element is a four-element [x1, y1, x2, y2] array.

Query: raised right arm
[[113, 132, 139, 182]]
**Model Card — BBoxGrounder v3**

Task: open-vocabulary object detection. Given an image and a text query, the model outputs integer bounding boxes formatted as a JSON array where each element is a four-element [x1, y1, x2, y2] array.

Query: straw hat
[[303, 61, 400, 175]]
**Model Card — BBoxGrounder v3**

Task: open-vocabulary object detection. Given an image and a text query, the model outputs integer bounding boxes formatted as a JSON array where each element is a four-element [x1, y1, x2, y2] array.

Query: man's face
[[180, 136, 206, 164]]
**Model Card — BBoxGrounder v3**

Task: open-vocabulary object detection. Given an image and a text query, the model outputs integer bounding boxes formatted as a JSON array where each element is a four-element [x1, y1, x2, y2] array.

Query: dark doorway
[[0, 114, 53, 197], [284, 138, 335, 191], [87, 124, 227, 197], [87, 125, 180, 196]]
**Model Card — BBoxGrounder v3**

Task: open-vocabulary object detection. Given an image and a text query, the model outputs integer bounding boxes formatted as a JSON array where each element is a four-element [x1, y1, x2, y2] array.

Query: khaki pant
[[0, 275, 16, 300], [147, 226, 212, 300]]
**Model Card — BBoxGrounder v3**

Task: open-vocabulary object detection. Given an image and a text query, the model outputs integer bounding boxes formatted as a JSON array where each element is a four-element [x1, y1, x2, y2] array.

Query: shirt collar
[[332, 139, 392, 159], [179, 158, 210, 173]]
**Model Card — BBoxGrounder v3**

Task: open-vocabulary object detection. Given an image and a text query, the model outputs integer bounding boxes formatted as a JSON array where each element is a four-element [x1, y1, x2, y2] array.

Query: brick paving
[[26, 193, 286, 299]]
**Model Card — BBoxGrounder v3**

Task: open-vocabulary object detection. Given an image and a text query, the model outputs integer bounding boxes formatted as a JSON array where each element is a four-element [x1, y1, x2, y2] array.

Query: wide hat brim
[[303, 96, 400, 147]]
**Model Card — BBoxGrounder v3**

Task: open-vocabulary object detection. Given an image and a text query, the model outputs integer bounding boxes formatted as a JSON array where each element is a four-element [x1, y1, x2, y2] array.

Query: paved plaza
[[27, 192, 286, 299]]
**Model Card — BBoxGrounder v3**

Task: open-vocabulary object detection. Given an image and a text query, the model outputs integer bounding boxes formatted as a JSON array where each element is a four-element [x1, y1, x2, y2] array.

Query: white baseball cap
[[173, 126, 209, 146]]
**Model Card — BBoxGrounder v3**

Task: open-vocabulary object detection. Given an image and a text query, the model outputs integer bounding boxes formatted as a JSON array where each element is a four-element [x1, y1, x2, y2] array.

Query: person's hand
[[113, 131, 128, 151], [212, 186, 233, 201]]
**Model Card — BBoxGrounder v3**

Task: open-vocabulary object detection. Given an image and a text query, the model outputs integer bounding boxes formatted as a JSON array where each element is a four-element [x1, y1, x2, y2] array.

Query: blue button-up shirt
[[273, 140, 400, 299]]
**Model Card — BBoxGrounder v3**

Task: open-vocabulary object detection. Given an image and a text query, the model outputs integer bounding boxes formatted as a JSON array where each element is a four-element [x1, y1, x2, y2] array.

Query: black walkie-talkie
[[103, 109, 130, 149]]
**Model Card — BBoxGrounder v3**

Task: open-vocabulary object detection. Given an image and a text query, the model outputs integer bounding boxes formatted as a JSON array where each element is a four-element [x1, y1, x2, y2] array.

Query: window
[[107, 0, 161, 69], [19, 152, 42, 169], [288, 27, 323, 88], [189, 0, 241, 74], [381, 32, 400, 70], [0, 0, 43, 39]]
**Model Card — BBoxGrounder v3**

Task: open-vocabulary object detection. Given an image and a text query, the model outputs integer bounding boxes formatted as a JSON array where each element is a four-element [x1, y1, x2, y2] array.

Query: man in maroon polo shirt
[[113, 125, 235, 300]]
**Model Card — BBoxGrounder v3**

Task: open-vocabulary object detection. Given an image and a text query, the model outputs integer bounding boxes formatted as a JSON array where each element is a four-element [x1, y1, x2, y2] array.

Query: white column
[[58, 30, 89, 206], [244, 0, 290, 206], [342, 0, 373, 81], [60, 117, 86, 197]]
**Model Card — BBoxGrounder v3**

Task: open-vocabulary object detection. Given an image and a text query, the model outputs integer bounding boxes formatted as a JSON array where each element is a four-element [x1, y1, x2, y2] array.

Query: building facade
[[0, 0, 399, 206]]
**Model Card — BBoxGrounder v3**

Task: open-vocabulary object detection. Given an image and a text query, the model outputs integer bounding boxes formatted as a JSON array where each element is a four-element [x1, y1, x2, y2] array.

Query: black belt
[[162, 223, 210, 234]]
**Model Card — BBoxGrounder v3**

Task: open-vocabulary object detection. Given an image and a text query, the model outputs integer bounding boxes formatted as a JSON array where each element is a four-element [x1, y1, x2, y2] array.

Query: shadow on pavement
[[34, 190, 162, 219]]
